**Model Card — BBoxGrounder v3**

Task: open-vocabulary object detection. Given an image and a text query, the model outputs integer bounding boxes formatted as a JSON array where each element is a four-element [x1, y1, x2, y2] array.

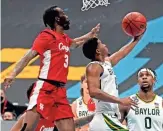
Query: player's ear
[[96, 49, 100, 55], [152, 77, 156, 83], [55, 17, 60, 22]]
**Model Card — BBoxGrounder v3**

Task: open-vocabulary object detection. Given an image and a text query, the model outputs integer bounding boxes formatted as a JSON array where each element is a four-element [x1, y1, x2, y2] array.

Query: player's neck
[[138, 91, 156, 102], [55, 28, 64, 34], [96, 55, 105, 62], [82, 94, 91, 105]]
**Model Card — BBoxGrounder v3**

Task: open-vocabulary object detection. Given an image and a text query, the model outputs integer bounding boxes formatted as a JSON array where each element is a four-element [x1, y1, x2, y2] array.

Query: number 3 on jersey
[[64, 54, 68, 68]]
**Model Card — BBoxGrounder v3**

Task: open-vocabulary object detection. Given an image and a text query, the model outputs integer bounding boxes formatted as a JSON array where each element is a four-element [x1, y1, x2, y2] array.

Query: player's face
[[56, 8, 70, 30], [81, 79, 89, 95], [138, 71, 155, 92], [97, 39, 110, 56], [3, 112, 14, 120]]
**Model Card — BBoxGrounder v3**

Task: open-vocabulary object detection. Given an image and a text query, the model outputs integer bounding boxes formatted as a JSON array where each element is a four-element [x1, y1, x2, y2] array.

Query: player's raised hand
[[90, 23, 100, 38], [4, 77, 14, 89], [119, 97, 138, 108]]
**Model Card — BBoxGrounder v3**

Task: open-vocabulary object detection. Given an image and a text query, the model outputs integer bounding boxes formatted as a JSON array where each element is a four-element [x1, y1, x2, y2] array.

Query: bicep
[[22, 49, 38, 62], [86, 64, 103, 93]]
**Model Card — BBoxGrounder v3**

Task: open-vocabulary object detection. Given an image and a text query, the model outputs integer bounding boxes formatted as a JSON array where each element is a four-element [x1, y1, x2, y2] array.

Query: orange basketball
[[122, 12, 147, 36]]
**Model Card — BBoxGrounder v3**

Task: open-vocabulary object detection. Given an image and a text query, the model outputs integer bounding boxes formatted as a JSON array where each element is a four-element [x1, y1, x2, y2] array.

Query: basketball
[[122, 12, 147, 36]]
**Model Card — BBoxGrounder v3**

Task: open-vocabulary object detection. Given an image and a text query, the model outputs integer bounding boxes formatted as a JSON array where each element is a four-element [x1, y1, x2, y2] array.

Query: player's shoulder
[[63, 33, 70, 38], [155, 95, 163, 101], [86, 61, 103, 69], [72, 97, 81, 104], [86, 61, 103, 74], [129, 94, 139, 101], [37, 28, 56, 39], [75, 97, 83, 102]]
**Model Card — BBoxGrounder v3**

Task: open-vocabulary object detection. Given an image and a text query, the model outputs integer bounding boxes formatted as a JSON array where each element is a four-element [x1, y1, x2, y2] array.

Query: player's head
[[82, 38, 110, 61], [43, 6, 70, 30], [3, 111, 16, 121], [137, 68, 156, 93], [27, 83, 35, 100], [80, 75, 89, 96]]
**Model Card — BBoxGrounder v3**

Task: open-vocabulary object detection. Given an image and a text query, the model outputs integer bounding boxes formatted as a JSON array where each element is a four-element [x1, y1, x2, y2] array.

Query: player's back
[[127, 94, 163, 131], [88, 61, 127, 131]]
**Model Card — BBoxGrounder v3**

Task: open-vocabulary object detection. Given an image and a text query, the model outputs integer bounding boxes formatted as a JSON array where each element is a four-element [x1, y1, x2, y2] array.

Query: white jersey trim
[[39, 50, 51, 79]]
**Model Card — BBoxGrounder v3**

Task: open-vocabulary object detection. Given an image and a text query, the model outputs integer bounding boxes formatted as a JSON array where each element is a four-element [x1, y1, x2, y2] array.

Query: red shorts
[[27, 80, 74, 121]]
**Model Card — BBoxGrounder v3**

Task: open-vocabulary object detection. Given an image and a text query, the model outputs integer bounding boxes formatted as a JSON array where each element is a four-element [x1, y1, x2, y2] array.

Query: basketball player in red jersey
[[4, 6, 100, 131]]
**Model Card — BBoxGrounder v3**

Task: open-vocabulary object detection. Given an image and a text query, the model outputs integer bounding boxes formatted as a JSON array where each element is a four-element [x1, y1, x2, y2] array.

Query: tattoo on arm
[[74, 114, 94, 128], [11, 49, 38, 77]]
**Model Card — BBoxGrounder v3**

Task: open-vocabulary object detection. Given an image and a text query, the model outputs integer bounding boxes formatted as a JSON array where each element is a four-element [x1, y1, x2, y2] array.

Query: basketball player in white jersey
[[71, 75, 95, 131], [82, 35, 144, 131], [119, 68, 163, 131]]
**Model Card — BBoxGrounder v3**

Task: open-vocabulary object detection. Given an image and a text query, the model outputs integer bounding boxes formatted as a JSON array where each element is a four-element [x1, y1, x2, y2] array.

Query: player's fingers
[[131, 101, 138, 108], [95, 23, 100, 30], [96, 23, 100, 27], [130, 106, 135, 111]]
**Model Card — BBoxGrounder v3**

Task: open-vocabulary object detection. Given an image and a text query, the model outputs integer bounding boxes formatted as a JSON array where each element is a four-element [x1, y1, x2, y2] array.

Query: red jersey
[[32, 29, 72, 83], [35, 118, 55, 131]]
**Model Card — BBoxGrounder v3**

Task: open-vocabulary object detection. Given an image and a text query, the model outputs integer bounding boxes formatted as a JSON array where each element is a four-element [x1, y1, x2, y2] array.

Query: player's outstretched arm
[[4, 49, 38, 89], [74, 114, 94, 128], [106, 34, 144, 66], [71, 24, 100, 48]]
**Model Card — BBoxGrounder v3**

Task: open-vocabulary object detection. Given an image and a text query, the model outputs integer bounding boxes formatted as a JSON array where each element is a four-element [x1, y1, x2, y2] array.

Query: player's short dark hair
[[147, 68, 156, 77], [43, 6, 59, 29], [27, 83, 35, 100], [82, 37, 99, 60]]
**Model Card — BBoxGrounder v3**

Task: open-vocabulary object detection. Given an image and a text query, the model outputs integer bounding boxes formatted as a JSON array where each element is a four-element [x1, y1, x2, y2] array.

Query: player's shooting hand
[[4, 77, 14, 89], [119, 97, 138, 108], [90, 23, 100, 38], [133, 28, 146, 41]]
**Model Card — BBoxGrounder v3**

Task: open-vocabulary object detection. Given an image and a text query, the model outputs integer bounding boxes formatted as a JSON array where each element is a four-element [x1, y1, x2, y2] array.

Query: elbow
[[89, 89, 99, 98]]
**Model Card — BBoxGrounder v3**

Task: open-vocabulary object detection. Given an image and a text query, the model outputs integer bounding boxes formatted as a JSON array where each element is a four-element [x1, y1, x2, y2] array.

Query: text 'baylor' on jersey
[[127, 94, 163, 131]]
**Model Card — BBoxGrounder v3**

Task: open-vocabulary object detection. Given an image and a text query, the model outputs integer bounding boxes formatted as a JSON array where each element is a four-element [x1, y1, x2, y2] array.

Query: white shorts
[[89, 113, 128, 131]]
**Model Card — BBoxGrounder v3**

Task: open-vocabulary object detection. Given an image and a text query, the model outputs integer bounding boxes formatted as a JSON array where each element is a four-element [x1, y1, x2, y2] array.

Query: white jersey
[[76, 97, 90, 118], [88, 61, 127, 131], [89, 61, 120, 116], [127, 94, 163, 131]]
